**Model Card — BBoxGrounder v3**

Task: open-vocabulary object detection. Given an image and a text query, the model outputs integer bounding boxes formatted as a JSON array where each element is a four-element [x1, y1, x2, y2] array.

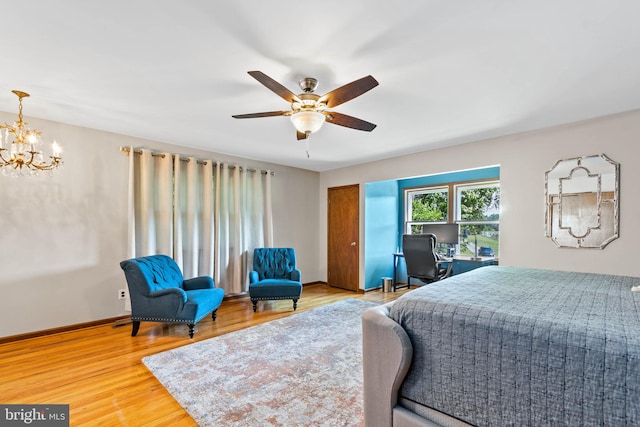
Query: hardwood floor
[[0, 284, 409, 426]]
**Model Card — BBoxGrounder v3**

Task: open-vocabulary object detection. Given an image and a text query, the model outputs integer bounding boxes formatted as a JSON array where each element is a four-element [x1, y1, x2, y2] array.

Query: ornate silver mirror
[[545, 154, 619, 248]]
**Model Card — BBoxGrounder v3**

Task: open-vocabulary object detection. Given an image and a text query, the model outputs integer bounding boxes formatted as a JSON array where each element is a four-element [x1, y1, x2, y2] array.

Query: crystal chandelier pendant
[[0, 90, 63, 176]]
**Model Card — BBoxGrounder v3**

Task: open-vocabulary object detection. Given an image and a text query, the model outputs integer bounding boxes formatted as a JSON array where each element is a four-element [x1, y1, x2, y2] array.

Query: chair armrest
[[249, 271, 259, 284], [290, 269, 301, 282], [436, 260, 454, 278], [183, 276, 214, 290], [148, 288, 188, 304]]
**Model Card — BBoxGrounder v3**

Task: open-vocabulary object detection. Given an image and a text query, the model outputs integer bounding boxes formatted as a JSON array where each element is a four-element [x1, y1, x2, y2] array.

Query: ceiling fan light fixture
[[290, 111, 325, 135], [233, 71, 379, 146]]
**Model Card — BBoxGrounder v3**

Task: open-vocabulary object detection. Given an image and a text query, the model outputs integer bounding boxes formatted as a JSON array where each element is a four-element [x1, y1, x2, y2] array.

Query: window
[[405, 186, 448, 234], [404, 180, 500, 257], [456, 181, 500, 257]]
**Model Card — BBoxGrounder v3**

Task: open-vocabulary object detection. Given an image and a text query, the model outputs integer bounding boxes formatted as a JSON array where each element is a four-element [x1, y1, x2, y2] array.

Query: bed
[[362, 266, 640, 426]]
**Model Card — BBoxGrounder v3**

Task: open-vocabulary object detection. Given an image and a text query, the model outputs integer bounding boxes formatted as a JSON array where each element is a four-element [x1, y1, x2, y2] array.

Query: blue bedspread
[[390, 266, 640, 426]]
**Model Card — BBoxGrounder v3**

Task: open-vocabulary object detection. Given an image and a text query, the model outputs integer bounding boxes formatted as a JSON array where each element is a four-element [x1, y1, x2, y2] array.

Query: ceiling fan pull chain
[[305, 139, 310, 158]]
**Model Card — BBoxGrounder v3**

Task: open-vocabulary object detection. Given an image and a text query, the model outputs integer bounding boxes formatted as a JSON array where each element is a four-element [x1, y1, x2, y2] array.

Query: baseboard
[[303, 281, 327, 286], [0, 315, 132, 345], [305, 281, 363, 292], [2, 282, 333, 343]]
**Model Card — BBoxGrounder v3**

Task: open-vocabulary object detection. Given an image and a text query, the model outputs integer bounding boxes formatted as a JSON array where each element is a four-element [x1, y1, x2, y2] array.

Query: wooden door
[[327, 184, 359, 291]]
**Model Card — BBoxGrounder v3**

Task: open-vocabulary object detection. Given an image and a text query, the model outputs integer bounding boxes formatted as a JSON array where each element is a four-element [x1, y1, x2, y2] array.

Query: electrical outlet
[[118, 289, 127, 300]]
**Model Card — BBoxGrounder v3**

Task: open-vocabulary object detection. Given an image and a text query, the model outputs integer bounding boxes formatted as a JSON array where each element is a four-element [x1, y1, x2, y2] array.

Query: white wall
[[4, 107, 639, 336], [0, 113, 320, 337], [319, 109, 640, 288]]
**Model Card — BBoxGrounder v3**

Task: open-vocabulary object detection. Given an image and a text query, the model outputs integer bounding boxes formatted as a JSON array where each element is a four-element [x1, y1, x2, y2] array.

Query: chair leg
[[131, 321, 140, 337], [188, 324, 195, 339], [252, 300, 258, 312], [211, 310, 217, 321], [292, 299, 298, 311]]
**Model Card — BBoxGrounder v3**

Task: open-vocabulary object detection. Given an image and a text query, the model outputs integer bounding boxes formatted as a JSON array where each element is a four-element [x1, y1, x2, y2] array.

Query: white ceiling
[[3, 1, 640, 172]]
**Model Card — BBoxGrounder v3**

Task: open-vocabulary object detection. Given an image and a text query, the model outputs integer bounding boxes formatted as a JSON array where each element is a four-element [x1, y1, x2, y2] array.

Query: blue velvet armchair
[[249, 248, 302, 312], [119, 254, 224, 338]]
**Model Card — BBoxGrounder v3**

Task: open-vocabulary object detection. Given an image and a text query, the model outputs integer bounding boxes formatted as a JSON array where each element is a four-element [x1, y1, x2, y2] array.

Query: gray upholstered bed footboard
[[362, 303, 414, 427], [362, 303, 474, 427]]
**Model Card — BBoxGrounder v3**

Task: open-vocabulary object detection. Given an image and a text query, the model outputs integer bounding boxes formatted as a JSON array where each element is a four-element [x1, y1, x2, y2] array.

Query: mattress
[[389, 266, 640, 426]]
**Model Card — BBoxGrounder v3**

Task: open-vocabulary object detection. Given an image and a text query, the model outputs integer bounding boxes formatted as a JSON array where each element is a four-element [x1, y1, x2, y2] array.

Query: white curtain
[[126, 148, 273, 295]]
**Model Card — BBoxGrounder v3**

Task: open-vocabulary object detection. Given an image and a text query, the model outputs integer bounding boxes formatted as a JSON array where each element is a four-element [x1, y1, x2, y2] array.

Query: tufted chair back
[[121, 254, 184, 296], [253, 248, 297, 281]]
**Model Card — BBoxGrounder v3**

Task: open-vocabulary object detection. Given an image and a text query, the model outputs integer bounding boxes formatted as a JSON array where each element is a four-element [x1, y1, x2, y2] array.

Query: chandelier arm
[[0, 149, 10, 166], [24, 150, 37, 167]]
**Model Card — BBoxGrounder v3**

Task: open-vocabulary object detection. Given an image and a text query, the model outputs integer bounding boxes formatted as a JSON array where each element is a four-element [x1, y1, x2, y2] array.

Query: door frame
[[327, 184, 360, 291]]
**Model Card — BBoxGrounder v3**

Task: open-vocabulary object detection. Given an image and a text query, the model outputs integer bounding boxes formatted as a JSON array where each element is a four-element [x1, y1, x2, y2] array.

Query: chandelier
[[0, 90, 62, 175]]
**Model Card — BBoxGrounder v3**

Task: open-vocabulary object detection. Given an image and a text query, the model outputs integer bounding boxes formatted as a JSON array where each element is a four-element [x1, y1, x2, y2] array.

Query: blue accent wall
[[364, 180, 399, 289], [363, 166, 499, 290]]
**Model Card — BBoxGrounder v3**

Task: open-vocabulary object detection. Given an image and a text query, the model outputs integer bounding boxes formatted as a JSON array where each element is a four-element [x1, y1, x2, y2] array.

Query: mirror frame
[[545, 153, 619, 249]]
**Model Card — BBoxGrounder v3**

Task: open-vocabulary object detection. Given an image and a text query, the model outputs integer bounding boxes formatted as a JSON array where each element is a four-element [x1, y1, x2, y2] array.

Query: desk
[[452, 256, 495, 275], [393, 253, 495, 290]]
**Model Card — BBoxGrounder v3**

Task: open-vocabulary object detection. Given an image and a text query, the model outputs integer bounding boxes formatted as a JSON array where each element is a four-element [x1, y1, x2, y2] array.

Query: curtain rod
[[120, 146, 274, 176]]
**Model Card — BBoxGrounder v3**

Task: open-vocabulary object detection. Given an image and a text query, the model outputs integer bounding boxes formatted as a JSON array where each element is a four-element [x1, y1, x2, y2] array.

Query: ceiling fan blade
[[324, 112, 377, 131], [296, 131, 308, 140], [232, 111, 289, 119], [247, 71, 300, 103], [320, 75, 379, 108]]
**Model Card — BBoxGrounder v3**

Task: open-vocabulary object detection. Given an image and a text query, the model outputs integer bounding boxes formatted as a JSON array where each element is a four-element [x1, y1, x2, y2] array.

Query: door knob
[[351, 242, 356, 246]]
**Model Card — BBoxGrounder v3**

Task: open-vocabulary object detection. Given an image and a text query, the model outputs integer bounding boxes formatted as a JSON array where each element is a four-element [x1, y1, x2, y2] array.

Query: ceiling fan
[[232, 71, 379, 142]]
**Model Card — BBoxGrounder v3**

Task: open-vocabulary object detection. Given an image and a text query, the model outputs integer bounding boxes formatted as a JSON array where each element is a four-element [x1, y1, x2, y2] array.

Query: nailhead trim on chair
[[131, 316, 190, 323], [131, 313, 211, 323], [250, 296, 299, 313], [250, 296, 300, 301]]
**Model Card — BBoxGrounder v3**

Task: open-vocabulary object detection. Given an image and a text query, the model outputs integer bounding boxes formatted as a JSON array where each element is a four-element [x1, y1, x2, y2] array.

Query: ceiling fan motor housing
[[293, 93, 325, 113], [298, 77, 318, 93]]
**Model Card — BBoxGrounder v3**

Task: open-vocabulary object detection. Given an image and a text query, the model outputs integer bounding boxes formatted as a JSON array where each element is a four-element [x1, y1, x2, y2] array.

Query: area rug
[[142, 298, 377, 426]]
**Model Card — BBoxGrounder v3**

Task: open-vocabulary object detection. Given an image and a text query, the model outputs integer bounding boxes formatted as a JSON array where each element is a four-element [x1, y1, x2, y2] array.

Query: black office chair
[[402, 233, 453, 287]]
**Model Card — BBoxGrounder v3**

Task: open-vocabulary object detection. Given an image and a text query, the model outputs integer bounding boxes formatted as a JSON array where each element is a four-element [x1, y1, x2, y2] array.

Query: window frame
[[454, 180, 500, 224], [404, 185, 450, 234], [403, 178, 500, 256]]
